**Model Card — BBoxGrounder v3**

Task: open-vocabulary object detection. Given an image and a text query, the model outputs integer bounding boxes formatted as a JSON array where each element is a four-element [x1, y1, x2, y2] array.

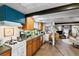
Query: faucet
[[10, 37, 13, 42], [11, 37, 12, 39]]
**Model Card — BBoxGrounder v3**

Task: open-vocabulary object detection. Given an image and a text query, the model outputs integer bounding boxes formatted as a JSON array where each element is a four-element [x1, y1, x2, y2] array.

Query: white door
[[12, 48, 18, 56], [43, 34, 49, 42]]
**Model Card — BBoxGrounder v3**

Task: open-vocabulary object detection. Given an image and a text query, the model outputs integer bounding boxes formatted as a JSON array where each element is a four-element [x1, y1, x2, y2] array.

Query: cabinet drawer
[[1, 50, 11, 56], [27, 43, 33, 56]]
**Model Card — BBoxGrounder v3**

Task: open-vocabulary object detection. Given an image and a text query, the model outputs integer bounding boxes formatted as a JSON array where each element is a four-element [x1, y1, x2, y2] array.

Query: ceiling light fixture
[[66, 6, 79, 9]]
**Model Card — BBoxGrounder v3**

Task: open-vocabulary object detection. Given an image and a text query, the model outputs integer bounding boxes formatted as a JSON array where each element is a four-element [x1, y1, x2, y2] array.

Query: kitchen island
[[26, 33, 44, 56], [0, 33, 44, 56]]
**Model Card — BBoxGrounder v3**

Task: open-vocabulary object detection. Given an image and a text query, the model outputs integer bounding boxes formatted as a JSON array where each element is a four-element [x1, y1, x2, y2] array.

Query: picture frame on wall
[[4, 27, 14, 37]]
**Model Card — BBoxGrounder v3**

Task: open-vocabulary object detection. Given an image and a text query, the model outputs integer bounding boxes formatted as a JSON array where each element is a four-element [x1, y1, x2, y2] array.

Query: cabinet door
[[32, 38, 37, 54], [37, 37, 40, 49], [39, 37, 41, 46], [1, 50, 11, 56], [27, 40, 33, 56], [40, 36, 43, 45], [38, 22, 43, 31], [26, 17, 34, 30]]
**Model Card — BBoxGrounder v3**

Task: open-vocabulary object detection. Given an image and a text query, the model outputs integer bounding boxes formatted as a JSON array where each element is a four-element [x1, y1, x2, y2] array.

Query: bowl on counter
[[17, 37, 24, 42]]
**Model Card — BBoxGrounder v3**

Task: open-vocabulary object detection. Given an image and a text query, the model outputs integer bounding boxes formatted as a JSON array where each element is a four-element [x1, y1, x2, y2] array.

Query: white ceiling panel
[[39, 9, 79, 23], [0, 3, 69, 14], [1, 3, 78, 23]]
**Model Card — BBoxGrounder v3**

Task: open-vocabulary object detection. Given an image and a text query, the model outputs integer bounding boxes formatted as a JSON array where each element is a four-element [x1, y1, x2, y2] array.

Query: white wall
[[57, 26, 62, 31], [72, 26, 79, 37], [0, 26, 20, 42], [34, 22, 39, 29]]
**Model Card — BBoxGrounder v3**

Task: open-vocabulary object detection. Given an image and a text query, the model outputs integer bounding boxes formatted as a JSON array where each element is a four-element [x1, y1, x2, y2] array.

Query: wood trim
[[55, 21, 79, 24]]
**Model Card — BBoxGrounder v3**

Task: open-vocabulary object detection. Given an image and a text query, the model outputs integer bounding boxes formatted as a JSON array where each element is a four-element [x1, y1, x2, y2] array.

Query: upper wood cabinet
[[23, 17, 34, 30], [27, 17, 34, 30], [38, 22, 43, 31]]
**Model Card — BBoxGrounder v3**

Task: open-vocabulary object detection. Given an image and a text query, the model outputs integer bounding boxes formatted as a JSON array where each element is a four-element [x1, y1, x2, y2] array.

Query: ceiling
[[34, 8, 79, 23], [0, 3, 69, 14], [1, 3, 79, 23]]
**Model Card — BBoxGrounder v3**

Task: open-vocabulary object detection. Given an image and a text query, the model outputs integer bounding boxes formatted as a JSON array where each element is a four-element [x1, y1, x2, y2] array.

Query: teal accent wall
[[0, 5, 25, 24]]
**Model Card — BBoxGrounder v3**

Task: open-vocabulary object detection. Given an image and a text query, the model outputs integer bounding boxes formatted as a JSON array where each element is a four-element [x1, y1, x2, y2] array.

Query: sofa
[[69, 36, 79, 45]]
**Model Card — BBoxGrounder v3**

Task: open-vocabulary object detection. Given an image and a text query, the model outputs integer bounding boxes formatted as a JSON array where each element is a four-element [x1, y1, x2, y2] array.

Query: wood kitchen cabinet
[[26, 36, 43, 56], [37, 37, 40, 49], [23, 17, 34, 30], [40, 36, 43, 46], [1, 50, 11, 56], [32, 38, 37, 54], [38, 22, 43, 31], [38, 36, 43, 47], [41, 36, 43, 45], [27, 40, 33, 56]]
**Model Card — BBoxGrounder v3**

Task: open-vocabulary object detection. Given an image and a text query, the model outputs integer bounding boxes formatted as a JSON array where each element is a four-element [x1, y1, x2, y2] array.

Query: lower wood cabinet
[[27, 40, 33, 56], [32, 38, 37, 54], [40, 36, 43, 46], [1, 50, 11, 56], [26, 36, 43, 56], [37, 37, 40, 49]]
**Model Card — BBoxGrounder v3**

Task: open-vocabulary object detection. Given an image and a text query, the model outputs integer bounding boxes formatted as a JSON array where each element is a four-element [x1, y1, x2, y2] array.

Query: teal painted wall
[[0, 5, 25, 24]]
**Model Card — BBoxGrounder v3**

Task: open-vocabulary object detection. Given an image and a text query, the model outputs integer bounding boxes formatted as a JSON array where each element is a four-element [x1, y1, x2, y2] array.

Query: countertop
[[0, 33, 44, 55], [26, 33, 44, 41], [0, 45, 11, 55]]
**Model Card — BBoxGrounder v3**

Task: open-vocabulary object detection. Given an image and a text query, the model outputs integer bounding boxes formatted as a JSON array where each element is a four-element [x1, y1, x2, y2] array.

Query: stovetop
[[4, 40, 17, 46]]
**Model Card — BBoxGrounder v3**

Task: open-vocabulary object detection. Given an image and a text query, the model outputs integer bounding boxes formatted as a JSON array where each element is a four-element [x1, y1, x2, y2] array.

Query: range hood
[[0, 21, 22, 27]]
